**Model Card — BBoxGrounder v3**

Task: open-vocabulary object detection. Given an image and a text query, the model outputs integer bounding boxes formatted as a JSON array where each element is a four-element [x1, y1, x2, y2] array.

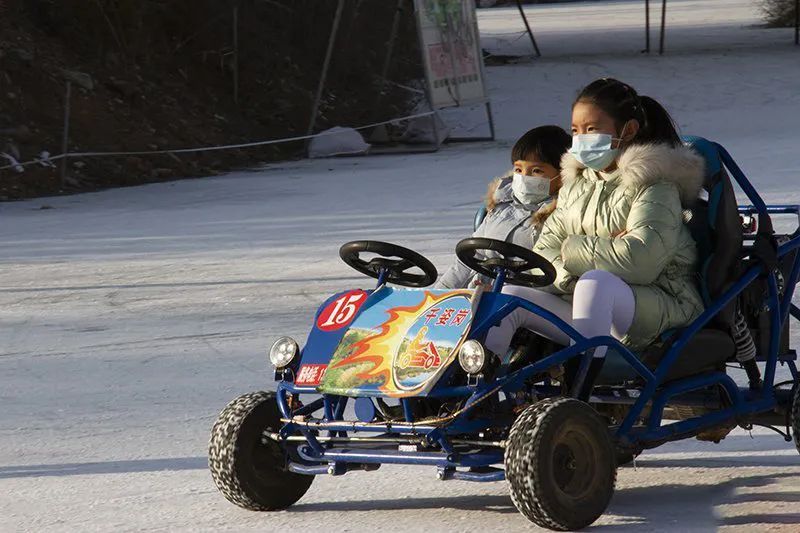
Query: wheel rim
[[235, 404, 296, 491], [247, 435, 286, 484], [551, 426, 599, 499]]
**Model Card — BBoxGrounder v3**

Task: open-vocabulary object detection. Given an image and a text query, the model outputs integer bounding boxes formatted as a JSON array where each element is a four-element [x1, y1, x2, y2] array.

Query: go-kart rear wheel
[[208, 391, 313, 511], [792, 383, 800, 455], [505, 398, 617, 531]]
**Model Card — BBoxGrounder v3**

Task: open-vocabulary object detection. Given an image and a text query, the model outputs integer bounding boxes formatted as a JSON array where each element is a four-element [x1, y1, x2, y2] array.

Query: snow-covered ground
[[2, 1, 799, 531]]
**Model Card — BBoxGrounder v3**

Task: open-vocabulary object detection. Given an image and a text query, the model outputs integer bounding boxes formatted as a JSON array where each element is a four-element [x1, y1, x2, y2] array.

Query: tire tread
[[504, 398, 617, 531], [209, 391, 311, 511]]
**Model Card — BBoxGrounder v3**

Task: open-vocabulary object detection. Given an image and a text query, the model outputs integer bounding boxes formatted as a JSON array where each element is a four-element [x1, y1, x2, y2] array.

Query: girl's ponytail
[[636, 95, 681, 147]]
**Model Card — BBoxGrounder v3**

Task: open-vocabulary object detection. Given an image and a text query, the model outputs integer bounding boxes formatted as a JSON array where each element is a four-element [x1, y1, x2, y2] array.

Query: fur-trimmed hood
[[560, 143, 705, 206]]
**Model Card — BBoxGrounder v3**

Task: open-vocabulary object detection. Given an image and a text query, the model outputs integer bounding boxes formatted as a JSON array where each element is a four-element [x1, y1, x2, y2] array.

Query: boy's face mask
[[511, 172, 557, 207]]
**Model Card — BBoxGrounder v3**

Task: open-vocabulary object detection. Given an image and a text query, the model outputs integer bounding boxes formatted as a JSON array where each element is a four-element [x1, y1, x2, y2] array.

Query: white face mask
[[568, 122, 631, 171], [511, 172, 556, 207]]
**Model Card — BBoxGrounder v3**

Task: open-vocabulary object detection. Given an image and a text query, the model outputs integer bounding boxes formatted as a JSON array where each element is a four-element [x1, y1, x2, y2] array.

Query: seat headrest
[[682, 135, 721, 182]]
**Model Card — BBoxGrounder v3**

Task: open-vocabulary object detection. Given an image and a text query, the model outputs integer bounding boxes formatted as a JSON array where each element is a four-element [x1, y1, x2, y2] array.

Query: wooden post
[[374, 0, 404, 115], [659, 0, 667, 55], [60, 81, 72, 188], [515, 0, 541, 57], [645, 0, 651, 53], [306, 0, 346, 145], [795, 0, 799, 45], [413, 0, 442, 148], [485, 101, 496, 141], [233, 4, 239, 105]]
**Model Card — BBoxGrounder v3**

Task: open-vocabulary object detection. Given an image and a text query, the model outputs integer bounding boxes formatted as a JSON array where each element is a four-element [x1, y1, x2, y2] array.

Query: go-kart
[[209, 137, 800, 531]]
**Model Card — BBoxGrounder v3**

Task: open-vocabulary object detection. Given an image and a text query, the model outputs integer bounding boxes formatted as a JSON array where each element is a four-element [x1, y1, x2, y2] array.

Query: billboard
[[414, 0, 488, 109]]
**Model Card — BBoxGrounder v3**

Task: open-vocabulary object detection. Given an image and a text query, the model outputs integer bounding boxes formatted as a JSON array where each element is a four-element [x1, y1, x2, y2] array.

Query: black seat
[[640, 330, 735, 381], [682, 136, 743, 330]]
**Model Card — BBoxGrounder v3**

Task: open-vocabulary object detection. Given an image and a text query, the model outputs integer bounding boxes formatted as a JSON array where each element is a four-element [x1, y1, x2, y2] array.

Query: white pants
[[484, 270, 636, 359]]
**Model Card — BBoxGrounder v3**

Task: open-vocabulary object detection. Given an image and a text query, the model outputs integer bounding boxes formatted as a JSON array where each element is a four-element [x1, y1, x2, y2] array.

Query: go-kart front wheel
[[505, 398, 617, 531], [208, 391, 313, 511]]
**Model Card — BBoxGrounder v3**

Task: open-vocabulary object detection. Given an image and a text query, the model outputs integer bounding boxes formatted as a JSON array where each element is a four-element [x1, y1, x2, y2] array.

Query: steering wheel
[[455, 237, 556, 288], [339, 241, 438, 288]]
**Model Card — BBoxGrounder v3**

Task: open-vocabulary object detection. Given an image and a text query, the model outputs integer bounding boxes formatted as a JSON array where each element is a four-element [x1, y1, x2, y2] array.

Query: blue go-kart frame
[[209, 138, 800, 530], [275, 142, 798, 474]]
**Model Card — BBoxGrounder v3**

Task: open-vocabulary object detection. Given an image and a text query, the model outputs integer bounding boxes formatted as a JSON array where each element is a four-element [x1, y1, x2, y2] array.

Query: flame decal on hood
[[331, 291, 468, 394]]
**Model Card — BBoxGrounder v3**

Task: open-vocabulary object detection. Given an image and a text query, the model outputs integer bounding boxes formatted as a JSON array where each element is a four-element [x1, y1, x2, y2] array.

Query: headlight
[[458, 340, 486, 374], [269, 337, 298, 368]]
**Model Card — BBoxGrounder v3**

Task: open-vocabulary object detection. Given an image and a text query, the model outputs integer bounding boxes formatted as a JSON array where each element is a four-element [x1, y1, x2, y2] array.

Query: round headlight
[[458, 340, 486, 375], [269, 337, 298, 368]]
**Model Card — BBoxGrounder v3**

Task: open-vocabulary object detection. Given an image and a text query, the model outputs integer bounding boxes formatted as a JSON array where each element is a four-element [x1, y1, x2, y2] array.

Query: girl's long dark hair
[[575, 78, 681, 147]]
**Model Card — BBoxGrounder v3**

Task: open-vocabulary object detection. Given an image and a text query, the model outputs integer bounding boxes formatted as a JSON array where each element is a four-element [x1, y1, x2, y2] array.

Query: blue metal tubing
[[617, 265, 763, 436], [333, 396, 347, 419], [449, 470, 505, 482], [432, 429, 456, 456], [471, 295, 655, 383], [763, 274, 782, 399], [294, 397, 325, 417], [427, 386, 483, 398], [778, 235, 800, 256], [332, 396, 348, 438], [283, 419, 439, 434], [471, 297, 583, 344], [656, 266, 761, 378], [401, 398, 414, 422], [716, 144, 769, 215], [299, 447, 503, 468], [779, 247, 800, 327], [439, 335, 655, 432], [491, 268, 507, 293], [276, 386, 326, 455], [646, 372, 742, 431], [276, 385, 293, 419], [477, 336, 640, 396], [739, 204, 800, 215], [635, 400, 775, 445], [739, 204, 800, 240], [384, 336, 646, 437], [288, 462, 330, 476], [376, 268, 389, 287], [269, 298, 637, 434], [621, 260, 794, 439]]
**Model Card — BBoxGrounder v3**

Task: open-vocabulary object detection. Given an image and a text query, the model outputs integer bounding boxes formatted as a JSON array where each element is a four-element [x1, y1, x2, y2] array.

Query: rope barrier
[[0, 110, 436, 172]]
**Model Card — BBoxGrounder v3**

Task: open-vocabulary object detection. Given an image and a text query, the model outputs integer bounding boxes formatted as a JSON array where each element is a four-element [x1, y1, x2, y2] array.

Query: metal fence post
[[374, 0, 404, 117], [659, 0, 667, 55], [60, 81, 72, 188], [306, 0, 346, 149], [233, 4, 240, 105], [515, 0, 541, 57]]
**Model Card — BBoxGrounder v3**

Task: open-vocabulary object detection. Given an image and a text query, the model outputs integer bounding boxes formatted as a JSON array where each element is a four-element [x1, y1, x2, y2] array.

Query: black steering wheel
[[455, 237, 556, 288], [340, 241, 438, 288]]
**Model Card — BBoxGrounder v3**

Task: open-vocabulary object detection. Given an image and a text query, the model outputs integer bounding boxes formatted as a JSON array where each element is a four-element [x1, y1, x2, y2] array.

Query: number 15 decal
[[316, 290, 367, 331]]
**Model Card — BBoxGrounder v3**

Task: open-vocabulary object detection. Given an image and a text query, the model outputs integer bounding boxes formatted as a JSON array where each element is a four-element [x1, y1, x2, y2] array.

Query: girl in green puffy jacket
[[485, 78, 705, 376]]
